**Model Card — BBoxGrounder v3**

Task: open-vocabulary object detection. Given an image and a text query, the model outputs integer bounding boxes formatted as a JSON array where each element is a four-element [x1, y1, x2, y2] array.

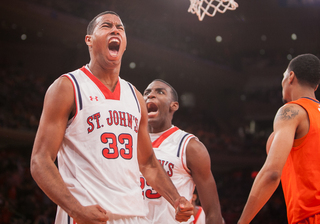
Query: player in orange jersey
[[238, 53, 320, 224]]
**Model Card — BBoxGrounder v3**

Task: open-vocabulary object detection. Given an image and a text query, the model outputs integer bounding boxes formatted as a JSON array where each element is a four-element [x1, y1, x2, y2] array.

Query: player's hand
[[174, 196, 194, 222], [73, 204, 109, 224]]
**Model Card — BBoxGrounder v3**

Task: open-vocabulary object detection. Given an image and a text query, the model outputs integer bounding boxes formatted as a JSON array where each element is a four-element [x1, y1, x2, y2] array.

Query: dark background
[[0, 0, 319, 223]]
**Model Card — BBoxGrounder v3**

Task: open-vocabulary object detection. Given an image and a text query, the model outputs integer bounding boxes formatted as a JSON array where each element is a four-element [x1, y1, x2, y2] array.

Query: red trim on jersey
[[152, 126, 179, 148], [181, 135, 194, 174], [193, 206, 203, 223], [80, 66, 121, 100], [62, 74, 78, 119]]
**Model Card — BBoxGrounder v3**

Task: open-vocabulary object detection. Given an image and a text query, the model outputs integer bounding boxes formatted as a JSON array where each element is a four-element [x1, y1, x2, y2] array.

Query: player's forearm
[[140, 156, 180, 206], [238, 169, 281, 224], [206, 215, 224, 224], [30, 155, 84, 217], [202, 194, 224, 224], [204, 202, 224, 224]]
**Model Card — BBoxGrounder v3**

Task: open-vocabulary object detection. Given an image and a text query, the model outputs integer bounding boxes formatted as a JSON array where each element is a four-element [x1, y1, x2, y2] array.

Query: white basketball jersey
[[194, 206, 205, 224], [55, 66, 146, 223], [141, 126, 196, 224]]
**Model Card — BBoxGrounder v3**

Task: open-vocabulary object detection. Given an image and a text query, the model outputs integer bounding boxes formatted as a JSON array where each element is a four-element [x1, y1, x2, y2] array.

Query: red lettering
[[146, 189, 161, 199], [140, 177, 145, 190], [127, 113, 132, 129], [106, 110, 113, 125], [113, 111, 119, 125], [93, 112, 101, 129], [119, 111, 127, 127], [87, 116, 94, 133], [134, 117, 139, 133], [159, 160, 165, 167], [167, 163, 174, 177], [101, 133, 119, 159], [119, 134, 133, 159]]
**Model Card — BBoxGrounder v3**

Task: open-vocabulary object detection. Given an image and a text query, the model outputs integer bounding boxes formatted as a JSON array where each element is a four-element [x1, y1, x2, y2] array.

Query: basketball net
[[188, 0, 238, 21]]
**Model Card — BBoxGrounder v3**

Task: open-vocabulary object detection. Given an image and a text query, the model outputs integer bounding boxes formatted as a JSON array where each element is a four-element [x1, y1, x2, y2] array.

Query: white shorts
[[56, 206, 148, 224], [107, 214, 149, 224]]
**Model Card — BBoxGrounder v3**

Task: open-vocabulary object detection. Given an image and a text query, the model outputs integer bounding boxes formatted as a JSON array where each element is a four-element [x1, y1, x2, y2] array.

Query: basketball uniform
[[55, 66, 147, 223], [141, 126, 196, 223], [281, 97, 320, 224], [193, 206, 205, 224]]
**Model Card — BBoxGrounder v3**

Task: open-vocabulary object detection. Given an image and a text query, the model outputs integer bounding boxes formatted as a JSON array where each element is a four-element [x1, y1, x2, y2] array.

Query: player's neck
[[88, 62, 120, 92], [292, 88, 316, 102], [148, 122, 173, 134]]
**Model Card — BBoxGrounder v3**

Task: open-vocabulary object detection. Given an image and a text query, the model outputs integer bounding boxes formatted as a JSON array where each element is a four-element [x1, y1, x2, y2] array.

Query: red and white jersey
[[56, 66, 146, 223], [141, 126, 196, 224]]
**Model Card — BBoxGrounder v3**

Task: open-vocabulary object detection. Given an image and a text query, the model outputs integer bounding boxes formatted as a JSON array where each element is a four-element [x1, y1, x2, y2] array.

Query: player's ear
[[85, 35, 92, 47], [170, 101, 179, 112], [289, 71, 295, 84]]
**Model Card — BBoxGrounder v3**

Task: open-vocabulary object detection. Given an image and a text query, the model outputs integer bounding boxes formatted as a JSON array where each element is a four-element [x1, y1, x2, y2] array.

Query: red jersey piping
[[80, 66, 120, 100], [152, 126, 179, 148]]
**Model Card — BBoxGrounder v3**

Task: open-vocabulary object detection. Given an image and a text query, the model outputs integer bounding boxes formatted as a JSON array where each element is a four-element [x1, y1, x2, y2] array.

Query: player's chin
[[147, 113, 159, 120], [147, 117, 158, 125]]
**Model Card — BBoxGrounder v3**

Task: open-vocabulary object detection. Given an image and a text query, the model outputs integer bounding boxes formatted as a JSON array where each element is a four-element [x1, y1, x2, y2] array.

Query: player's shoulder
[[43, 74, 75, 106], [48, 74, 68, 89], [185, 133, 207, 156], [172, 128, 195, 141], [185, 133, 210, 169], [279, 102, 307, 114], [187, 137, 205, 149], [275, 102, 307, 122]]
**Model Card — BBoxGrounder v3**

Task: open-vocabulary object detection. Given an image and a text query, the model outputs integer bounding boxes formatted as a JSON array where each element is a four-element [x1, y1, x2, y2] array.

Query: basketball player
[[141, 79, 224, 224], [238, 54, 320, 224], [30, 11, 193, 224]]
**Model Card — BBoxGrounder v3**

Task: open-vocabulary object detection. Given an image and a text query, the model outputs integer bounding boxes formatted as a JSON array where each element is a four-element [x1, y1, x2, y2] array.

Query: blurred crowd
[[0, 148, 56, 224], [0, 60, 51, 132]]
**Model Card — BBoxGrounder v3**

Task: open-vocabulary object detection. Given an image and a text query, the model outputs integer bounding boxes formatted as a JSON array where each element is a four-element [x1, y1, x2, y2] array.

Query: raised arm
[[30, 76, 108, 224], [186, 138, 224, 224], [238, 103, 307, 224], [135, 88, 193, 222]]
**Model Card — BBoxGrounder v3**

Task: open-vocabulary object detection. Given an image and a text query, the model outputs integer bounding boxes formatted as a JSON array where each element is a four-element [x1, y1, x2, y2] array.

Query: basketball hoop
[[188, 0, 239, 21]]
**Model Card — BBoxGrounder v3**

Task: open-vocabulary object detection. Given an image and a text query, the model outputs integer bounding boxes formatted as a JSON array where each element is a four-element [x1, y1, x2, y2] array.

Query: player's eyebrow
[[143, 87, 167, 94], [100, 21, 124, 28], [155, 88, 167, 92]]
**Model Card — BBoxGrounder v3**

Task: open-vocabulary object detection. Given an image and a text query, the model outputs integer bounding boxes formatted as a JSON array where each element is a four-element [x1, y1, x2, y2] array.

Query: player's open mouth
[[147, 102, 159, 117], [108, 38, 120, 57]]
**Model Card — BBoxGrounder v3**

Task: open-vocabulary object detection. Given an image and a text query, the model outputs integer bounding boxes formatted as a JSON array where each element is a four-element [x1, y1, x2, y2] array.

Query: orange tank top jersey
[[281, 97, 320, 224]]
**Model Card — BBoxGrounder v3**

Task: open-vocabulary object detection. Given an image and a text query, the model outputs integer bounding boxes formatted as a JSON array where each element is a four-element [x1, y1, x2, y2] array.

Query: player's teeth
[[109, 39, 119, 43]]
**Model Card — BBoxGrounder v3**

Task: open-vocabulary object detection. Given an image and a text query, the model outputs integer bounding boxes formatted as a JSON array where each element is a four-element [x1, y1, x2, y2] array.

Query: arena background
[[0, 0, 319, 223]]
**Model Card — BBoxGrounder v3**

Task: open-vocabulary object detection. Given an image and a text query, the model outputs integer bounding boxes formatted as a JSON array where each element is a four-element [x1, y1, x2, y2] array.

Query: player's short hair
[[153, 79, 179, 102], [288, 53, 320, 89], [87, 11, 121, 35]]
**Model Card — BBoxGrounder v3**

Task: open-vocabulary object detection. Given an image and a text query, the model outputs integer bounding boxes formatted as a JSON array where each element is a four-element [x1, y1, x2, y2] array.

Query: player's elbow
[[30, 154, 42, 180], [265, 170, 282, 183]]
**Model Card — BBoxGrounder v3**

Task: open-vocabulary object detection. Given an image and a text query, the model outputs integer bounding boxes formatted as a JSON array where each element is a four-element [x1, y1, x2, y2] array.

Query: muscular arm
[[238, 104, 307, 224], [30, 76, 108, 223], [135, 89, 193, 221], [186, 138, 224, 224]]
